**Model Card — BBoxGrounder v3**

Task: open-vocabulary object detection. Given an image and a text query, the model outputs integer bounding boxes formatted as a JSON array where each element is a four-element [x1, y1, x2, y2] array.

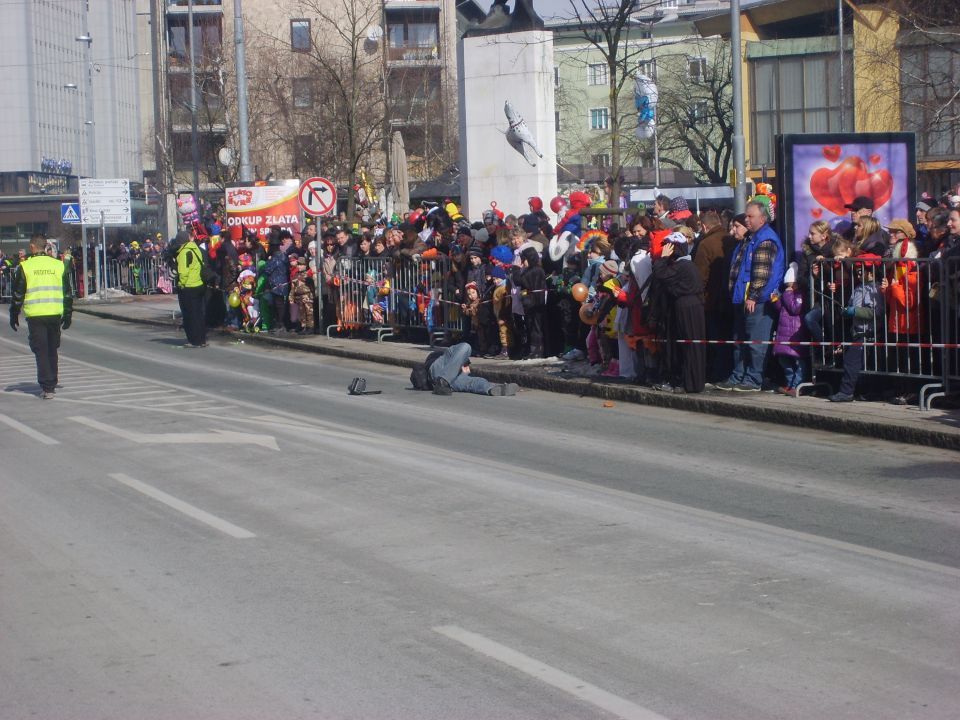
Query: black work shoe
[[432, 378, 453, 396], [829, 392, 853, 403], [488, 382, 518, 396]]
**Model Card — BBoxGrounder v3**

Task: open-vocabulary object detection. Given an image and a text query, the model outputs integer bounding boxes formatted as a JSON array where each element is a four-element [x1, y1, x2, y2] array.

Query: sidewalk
[[74, 294, 960, 451]]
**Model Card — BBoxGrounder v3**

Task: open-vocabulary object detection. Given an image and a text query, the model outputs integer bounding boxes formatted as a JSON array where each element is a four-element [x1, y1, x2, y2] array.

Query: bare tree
[[648, 37, 733, 185], [564, 0, 670, 205]]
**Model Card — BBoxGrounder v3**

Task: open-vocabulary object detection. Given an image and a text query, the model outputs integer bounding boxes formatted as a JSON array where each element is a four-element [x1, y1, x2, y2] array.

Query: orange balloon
[[571, 282, 588, 303], [579, 302, 599, 325]]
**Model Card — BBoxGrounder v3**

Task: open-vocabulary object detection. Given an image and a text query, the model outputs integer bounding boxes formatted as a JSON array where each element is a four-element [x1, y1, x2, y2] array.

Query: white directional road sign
[[298, 176, 337, 216], [79, 178, 132, 225]]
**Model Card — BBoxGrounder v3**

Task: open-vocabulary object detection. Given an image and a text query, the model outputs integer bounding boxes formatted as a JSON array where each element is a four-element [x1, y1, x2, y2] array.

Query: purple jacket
[[773, 288, 807, 358]]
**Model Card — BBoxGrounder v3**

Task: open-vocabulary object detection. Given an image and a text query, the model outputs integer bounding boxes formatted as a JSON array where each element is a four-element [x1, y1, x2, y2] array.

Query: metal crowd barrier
[[104, 256, 167, 294], [0, 269, 11, 303], [325, 254, 463, 343], [807, 256, 957, 409]]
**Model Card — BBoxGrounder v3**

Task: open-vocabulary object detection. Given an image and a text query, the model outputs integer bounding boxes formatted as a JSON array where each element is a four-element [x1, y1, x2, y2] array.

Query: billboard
[[225, 182, 302, 243], [777, 133, 916, 252]]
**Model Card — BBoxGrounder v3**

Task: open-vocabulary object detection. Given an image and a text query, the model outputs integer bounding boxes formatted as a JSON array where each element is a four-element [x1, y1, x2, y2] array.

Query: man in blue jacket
[[716, 201, 786, 392]]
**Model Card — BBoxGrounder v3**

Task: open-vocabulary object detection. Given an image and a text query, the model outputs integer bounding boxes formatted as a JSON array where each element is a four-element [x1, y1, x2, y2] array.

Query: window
[[386, 15, 439, 61], [690, 100, 708, 124], [688, 57, 707, 83], [660, 0, 678, 7], [901, 41, 960, 160], [749, 52, 852, 166], [588, 63, 608, 86], [292, 78, 313, 109], [591, 153, 611, 167], [291, 19, 310, 52], [555, 111, 561, 132], [589, 107, 609, 130], [638, 59, 657, 81]]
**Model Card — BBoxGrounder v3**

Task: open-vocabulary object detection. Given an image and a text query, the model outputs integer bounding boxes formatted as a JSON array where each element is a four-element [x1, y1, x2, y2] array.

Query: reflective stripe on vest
[[22, 255, 65, 318], [176, 242, 204, 288]]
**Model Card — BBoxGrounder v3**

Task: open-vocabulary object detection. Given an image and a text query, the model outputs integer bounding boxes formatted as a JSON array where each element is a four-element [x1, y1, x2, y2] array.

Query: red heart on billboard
[[809, 156, 894, 215], [811, 208, 823, 218], [822, 145, 841, 162], [869, 154, 882, 165]]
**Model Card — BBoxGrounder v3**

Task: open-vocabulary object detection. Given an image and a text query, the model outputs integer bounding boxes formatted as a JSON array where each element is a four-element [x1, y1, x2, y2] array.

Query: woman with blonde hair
[[855, 216, 888, 256]]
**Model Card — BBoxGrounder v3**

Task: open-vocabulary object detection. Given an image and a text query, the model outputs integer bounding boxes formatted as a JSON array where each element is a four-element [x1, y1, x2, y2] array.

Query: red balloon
[[550, 195, 567, 214]]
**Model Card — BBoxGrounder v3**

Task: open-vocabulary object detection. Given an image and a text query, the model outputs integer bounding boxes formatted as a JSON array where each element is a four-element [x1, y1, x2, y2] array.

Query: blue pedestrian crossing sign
[[61, 202, 81, 224]]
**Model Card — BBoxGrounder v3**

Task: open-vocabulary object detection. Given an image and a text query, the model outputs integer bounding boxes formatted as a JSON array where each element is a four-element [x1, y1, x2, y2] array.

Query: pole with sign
[[298, 177, 337, 217], [79, 179, 132, 298]]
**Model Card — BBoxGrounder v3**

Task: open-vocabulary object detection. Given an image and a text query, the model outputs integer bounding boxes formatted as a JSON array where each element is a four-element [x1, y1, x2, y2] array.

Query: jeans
[[728, 301, 776, 388], [777, 355, 805, 389], [804, 307, 823, 342], [428, 342, 492, 395], [839, 346, 864, 396]]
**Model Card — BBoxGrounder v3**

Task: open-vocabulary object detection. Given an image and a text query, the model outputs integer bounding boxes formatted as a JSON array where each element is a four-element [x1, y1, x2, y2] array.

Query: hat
[[465, 281, 478, 292], [669, 196, 689, 213], [916, 201, 932, 213], [599, 259, 619, 279], [229, 224, 243, 241], [457, 225, 474, 239], [665, 232, 687, 245], [467, 244, 484, 258], [844, 196, 874, 211], [731, 213, 748, 229], [482, 209, 496, 224], [528, 196, 543, 212], [885, 218, 916, 239], [521, 214, 540, 235], [783, 261, 798, 285]]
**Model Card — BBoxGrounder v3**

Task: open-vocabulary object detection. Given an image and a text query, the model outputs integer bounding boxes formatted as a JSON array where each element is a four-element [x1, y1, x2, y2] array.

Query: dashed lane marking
[[0, 414, 60, 445]]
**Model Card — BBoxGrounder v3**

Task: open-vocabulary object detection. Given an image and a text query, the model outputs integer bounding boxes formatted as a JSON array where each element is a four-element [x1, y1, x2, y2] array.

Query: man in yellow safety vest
[[9, 234, 73, 399], [174, 226, 210, 348]]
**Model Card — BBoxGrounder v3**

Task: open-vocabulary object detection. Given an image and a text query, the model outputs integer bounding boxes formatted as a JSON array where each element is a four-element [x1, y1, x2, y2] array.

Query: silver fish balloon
[[504, 100, 543, 167]]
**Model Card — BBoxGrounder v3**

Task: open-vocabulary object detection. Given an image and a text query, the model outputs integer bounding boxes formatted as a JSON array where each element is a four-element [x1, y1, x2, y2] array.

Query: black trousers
[[178, 286, 208, 346], [27, 316, 61, 392]]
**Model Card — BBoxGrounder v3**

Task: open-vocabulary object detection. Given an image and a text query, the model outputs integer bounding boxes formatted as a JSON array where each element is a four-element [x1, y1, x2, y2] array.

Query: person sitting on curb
[[428, 342, 518, 396]]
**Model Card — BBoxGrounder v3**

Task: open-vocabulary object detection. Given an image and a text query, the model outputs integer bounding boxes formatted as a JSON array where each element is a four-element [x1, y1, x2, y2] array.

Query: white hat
[[783, 261, 798, 285]]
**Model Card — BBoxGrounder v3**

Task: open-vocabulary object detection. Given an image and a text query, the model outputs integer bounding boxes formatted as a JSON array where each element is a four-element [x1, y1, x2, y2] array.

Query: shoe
[[489, 382, 518, 396], [41, 390, 55, 400], [732, 384, 761, 392], [432, 378, 453, 396], [497, 349, 510, 359], [781, 387, 798, 398], [714, 381, 737, 391], [829, 392, 853, 402], [561, 348, 586, 361], [601, 360, 620, 378]]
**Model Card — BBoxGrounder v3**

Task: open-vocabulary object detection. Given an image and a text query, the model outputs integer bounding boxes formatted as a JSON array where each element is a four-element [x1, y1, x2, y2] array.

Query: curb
[[75, 306, 960, 452]]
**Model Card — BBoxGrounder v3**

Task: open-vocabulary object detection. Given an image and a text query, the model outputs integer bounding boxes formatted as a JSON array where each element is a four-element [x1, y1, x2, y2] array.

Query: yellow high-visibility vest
[[176, 241, 204, 289], [21, 255, 65, 318]]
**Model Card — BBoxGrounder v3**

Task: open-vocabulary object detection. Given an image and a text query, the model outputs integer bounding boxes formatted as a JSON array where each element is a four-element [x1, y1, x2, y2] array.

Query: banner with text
[[225, 183, 301, 246]]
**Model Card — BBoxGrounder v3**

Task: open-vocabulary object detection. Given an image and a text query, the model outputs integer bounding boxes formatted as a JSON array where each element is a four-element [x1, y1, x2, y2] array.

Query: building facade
[[0, 1, 141, 248], [549, 0, 730, 191]]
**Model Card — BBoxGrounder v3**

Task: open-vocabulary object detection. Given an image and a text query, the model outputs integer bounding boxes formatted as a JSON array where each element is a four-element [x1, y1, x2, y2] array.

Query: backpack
[[409, 350, 445, 390]]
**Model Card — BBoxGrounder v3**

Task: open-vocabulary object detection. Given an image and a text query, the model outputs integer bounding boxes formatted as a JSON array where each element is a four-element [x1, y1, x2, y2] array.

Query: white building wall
[[0, 0, 141, 180]]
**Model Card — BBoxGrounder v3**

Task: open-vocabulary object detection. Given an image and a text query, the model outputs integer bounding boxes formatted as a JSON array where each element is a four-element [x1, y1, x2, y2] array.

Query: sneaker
[[781, 387, 798, 398], [489, 382, 518, 396], [41, 390, 55, 400], [714, 381, 737, 391], [561, 348, 586, 362], [829, 392, 853, 403], [497, 349, 510, 359], [432, 378, 453, 396], [732, 383, 761, 392]]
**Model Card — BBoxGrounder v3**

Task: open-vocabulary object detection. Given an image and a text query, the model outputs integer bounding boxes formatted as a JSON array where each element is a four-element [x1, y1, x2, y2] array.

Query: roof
[[695, 0, 837, 37]]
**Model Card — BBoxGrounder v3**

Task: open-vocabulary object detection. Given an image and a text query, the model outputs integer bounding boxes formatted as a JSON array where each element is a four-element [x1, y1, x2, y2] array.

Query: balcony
[[386, 45, 441, 66], [166, 0, 223, 13]]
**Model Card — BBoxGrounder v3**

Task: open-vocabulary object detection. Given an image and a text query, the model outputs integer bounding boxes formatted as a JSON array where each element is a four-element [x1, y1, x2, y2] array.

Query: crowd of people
[[160, 182, 959, 403], [8, 182, 958, 404]]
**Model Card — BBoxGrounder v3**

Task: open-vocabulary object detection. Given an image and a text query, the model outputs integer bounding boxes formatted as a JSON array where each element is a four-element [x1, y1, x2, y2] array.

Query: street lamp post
[[77, 24, 100, 297]]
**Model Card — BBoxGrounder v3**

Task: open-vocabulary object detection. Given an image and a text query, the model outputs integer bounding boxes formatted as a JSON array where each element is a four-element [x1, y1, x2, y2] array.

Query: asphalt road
[[1, 315, 959, 720]]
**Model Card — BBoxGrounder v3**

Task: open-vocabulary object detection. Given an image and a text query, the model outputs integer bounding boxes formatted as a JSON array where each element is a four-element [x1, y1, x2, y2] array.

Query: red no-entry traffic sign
[[298, 176, 337, 216]]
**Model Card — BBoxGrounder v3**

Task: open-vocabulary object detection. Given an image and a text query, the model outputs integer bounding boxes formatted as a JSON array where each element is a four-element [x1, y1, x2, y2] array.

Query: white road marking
[[69, 415, 280, 451], [433, 625, 672, 720], [109, 473, 256, 539], [0, 414, 60, 445]]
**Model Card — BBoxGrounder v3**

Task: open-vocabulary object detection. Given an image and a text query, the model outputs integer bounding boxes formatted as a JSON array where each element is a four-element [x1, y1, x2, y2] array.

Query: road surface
[[1, 315, 958, 719]]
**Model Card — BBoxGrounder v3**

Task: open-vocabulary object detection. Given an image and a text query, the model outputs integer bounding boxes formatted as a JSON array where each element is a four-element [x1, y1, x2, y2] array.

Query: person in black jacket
[[513, 246, 547, 358], [652, 233, 706, 393]]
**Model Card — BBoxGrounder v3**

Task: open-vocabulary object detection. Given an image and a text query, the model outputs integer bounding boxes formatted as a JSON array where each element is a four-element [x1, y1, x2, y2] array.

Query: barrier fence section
[[807, 255, 958, 408], [0, 268, 11, 302], [104, 257, 170, 295], [327, 255, 464, 341]]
